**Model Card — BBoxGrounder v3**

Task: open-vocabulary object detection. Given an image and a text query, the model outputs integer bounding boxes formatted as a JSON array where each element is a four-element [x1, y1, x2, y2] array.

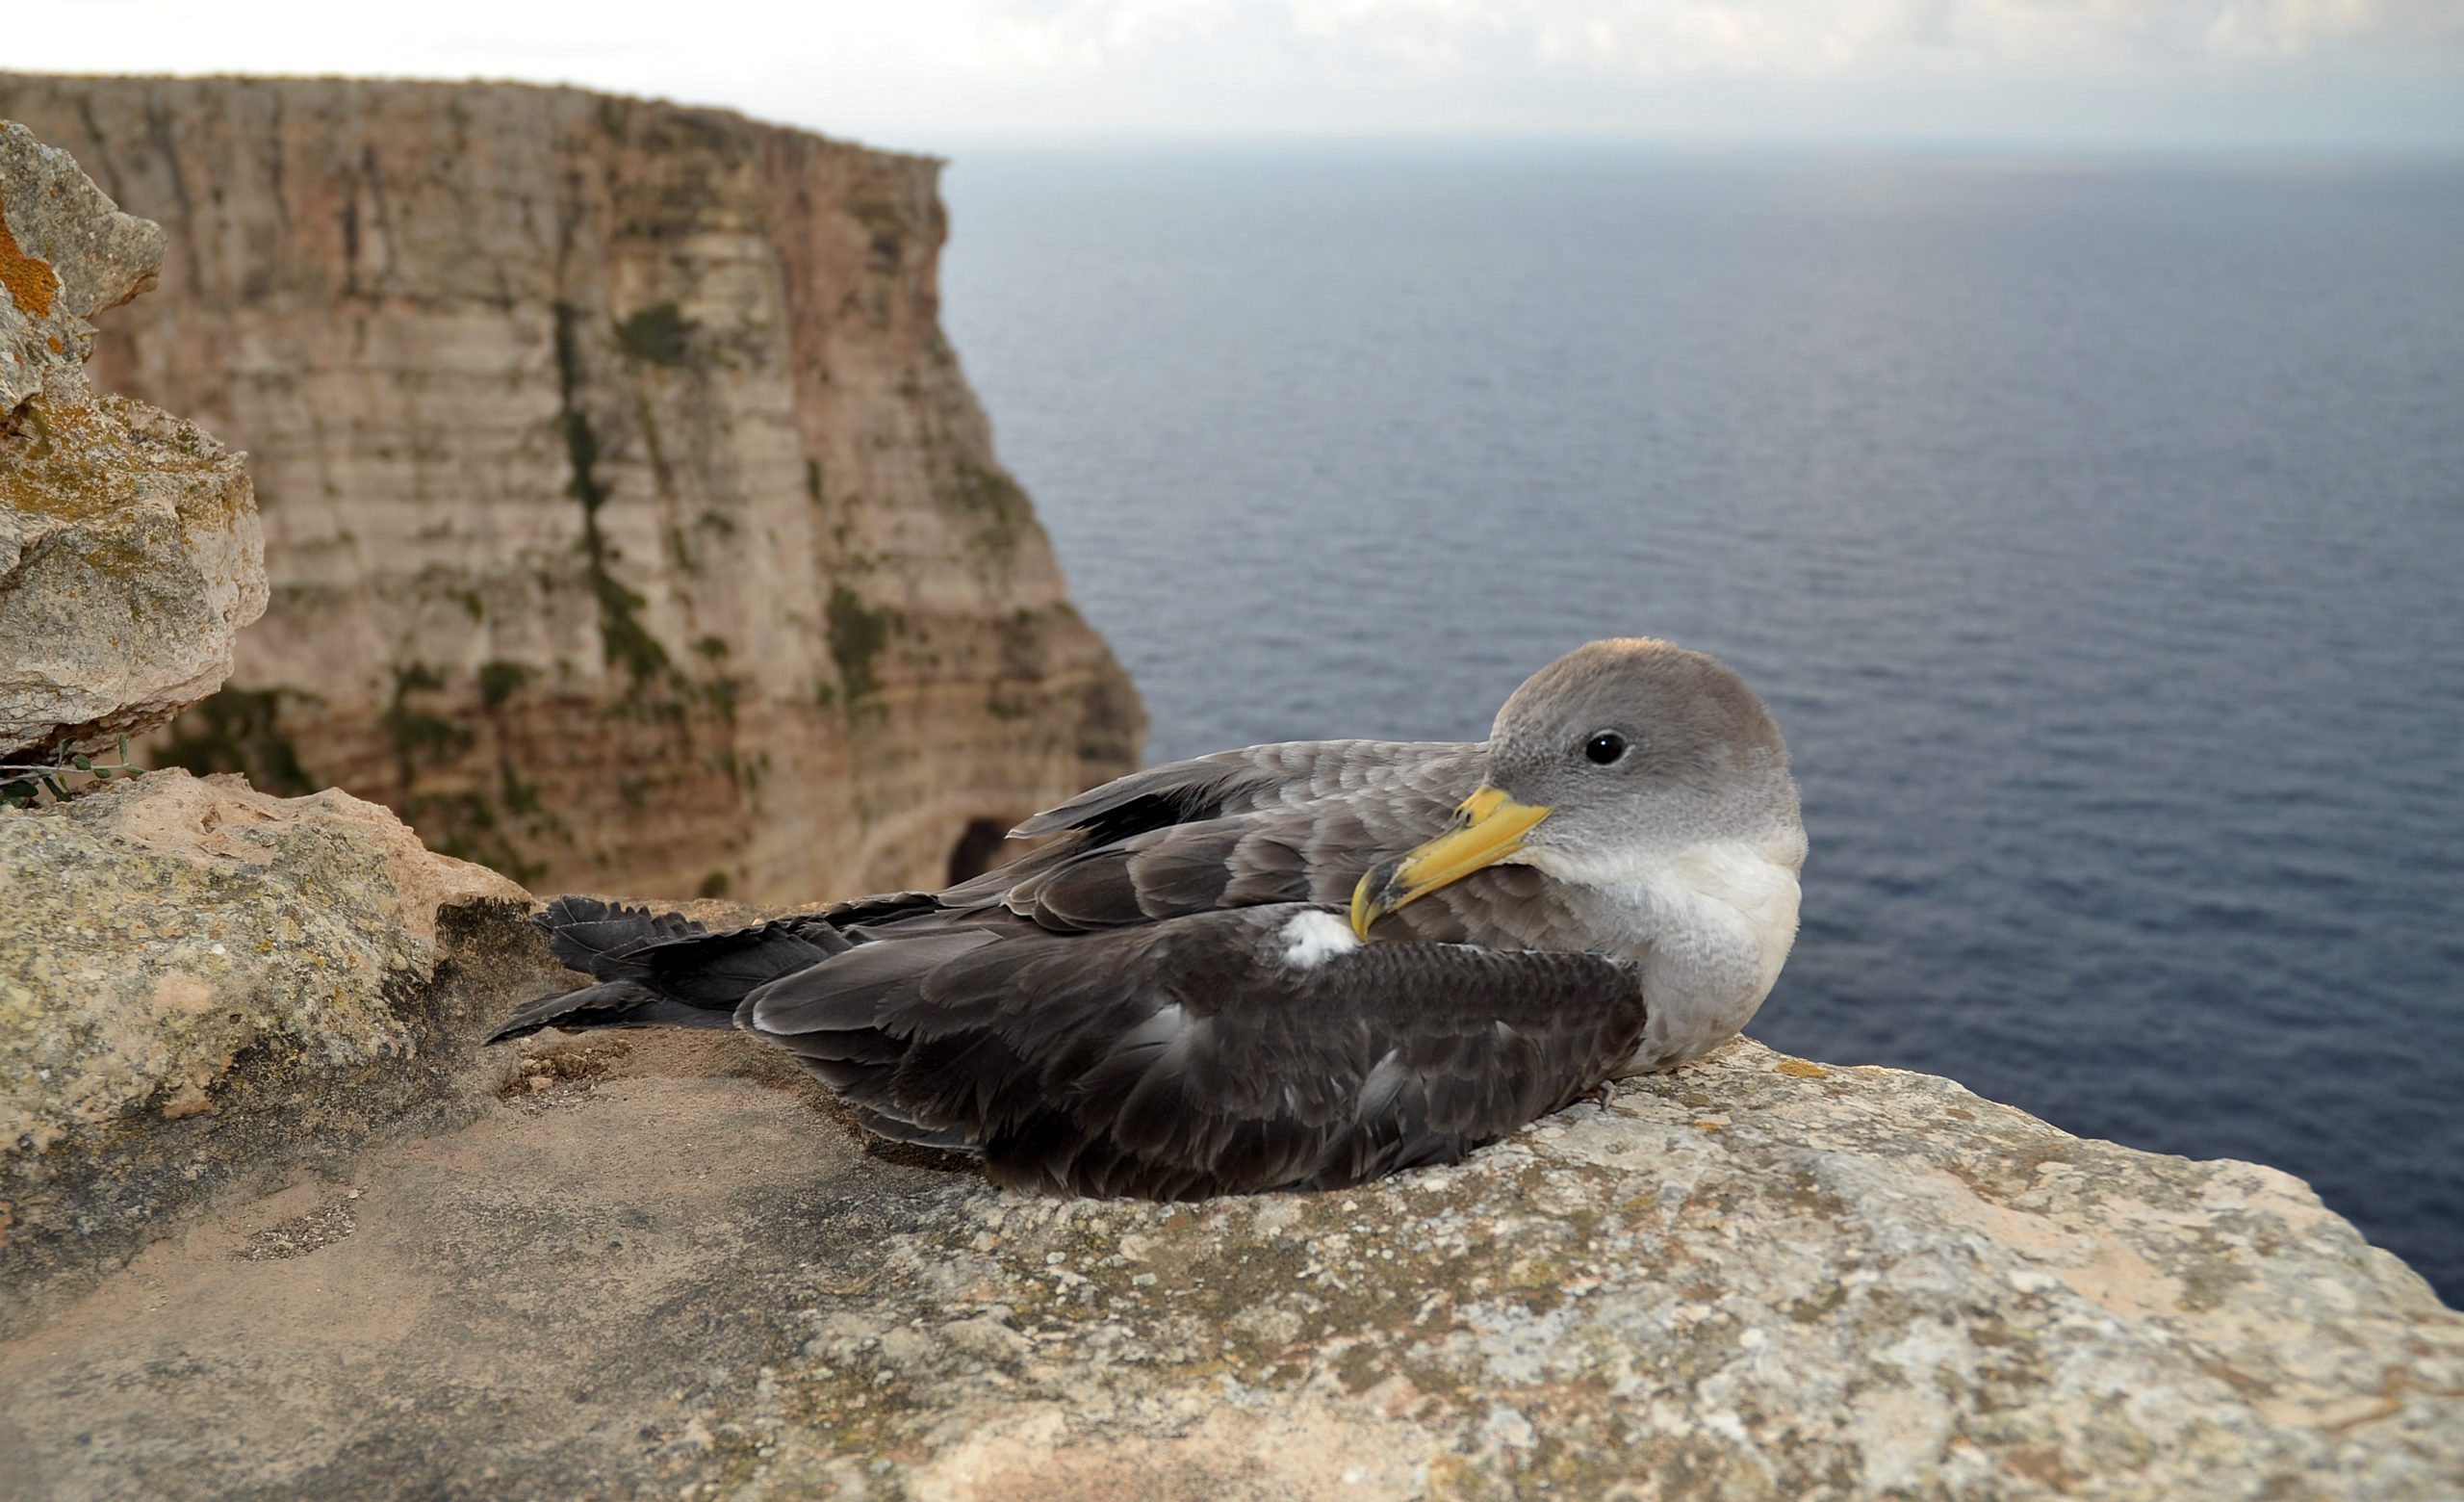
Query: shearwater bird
[[491, 638, 1806, 1199]]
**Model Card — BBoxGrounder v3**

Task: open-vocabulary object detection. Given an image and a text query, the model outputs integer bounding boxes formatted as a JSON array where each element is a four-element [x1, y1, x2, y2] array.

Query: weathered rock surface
[[2, 955, 2453, 1498], [0, 121, 264, 758], [0, 76, 1142, 897], [0, 769, 532, 1330], [0, 120, 162, 410]]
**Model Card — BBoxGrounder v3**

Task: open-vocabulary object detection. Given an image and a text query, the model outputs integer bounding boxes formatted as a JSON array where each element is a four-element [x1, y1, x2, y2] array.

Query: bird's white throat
[[1523, 836, 1805, 1067]]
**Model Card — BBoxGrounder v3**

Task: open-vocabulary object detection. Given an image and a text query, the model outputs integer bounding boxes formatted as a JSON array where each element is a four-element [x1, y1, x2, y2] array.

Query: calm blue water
[[938, 148, 2464, 1302]]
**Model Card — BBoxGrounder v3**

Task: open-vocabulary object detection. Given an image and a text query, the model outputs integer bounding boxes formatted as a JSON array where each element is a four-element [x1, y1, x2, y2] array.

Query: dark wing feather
[[628, 919, 846, 1006], [1010, 738, 1476, 838], [1003, 744, 1304, 841], [487, 980, 743, 1042], [815, 891, 944, 927], [1011, 846, 1160, 929], [939, 739, 1476, 913], [531, 896, 709, 981], [742, 904, 1646, 1198], [937, 742, 1485, 942], [489, 980, 655, 1041]]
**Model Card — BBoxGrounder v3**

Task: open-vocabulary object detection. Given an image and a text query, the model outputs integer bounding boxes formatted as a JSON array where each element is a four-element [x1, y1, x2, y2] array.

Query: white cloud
[[955, 0, 2464, 74], [12, 0, 2462, 145]]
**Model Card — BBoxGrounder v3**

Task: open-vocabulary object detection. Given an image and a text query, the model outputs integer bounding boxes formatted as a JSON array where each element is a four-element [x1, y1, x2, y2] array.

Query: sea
[[937, 146, 2464, 1302]]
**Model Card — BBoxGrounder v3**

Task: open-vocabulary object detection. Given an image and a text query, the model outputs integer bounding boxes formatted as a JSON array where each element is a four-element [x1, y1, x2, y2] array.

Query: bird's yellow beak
[[1348, 785, 1553, 939]]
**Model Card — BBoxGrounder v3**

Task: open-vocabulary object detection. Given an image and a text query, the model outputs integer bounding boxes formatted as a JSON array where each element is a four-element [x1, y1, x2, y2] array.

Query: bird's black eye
[[1584, 732, 1628, 765]]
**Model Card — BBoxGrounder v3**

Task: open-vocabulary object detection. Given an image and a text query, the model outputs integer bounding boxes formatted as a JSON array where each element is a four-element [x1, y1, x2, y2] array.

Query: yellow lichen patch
[[2, 393, 244, 531], [1777, 1058, 1832, 1079], [0, 209, 60, 318]]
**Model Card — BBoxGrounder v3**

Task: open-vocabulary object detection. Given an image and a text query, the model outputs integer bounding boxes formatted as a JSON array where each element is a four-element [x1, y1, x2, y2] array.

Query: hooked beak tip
[[1348, 860, 1398, 940], [1348, 785, 1552, 940]]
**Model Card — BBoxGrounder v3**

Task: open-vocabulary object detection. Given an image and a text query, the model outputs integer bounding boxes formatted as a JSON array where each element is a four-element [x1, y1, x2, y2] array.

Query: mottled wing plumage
[[1007, 738, 1467, 841], [939, 738, 1572, 942], [744, 904, 1647, 1198]]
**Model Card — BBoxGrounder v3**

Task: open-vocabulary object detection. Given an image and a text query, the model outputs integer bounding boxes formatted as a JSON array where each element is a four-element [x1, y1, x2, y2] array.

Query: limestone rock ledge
[[0, 769, 534, 1329], [0, 121, 265, 757], [0, 796, 2454, 1500]]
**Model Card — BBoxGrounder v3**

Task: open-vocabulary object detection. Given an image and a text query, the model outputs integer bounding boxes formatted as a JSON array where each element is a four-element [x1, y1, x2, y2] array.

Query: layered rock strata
[[0, 77, 1142, 900], [0, 120, 264, 758]]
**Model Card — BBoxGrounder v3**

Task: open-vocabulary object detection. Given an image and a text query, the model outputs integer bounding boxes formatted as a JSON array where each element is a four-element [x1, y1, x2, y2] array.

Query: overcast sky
[[17, 0, 2464, 153]]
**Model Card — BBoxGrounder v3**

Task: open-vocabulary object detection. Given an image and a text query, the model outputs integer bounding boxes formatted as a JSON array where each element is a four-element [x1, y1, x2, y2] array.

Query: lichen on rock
[[0, 119, 264, 760], [0, 770, 524, 1148], [725, 1040, 2464, 1500], [0, 119, 161, 405]]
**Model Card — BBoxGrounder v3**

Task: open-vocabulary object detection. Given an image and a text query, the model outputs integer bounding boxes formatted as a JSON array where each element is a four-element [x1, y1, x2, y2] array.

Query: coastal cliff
[[8, 93, 2454, 1502], [0, 76, 1142, 900]]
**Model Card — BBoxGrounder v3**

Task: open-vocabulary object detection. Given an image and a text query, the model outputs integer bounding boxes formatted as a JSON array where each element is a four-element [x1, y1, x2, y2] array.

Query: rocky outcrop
[[0, 769, 535, 1333], [2, 934, 2455, 1498], [0, 121, 264, 759], [0, 77, 1142, 900]]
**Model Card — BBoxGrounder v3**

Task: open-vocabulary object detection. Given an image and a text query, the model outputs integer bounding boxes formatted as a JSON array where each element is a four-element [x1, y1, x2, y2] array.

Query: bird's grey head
[[1486, 637, 1800, 864], [1350, 638, 1804, 934]]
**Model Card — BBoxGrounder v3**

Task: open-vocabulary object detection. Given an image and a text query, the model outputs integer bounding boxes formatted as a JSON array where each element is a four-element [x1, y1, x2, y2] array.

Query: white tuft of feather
[[1276, 909, 1361, 971]]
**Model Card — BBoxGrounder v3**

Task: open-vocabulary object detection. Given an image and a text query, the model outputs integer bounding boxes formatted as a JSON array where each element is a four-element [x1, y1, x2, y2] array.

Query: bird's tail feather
[[535, 896, 709, 980], [489, 895, 850, 1044]]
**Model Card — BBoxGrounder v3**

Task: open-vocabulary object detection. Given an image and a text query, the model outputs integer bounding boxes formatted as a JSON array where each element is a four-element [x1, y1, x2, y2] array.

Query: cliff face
[[0, 76, 1142, 899]]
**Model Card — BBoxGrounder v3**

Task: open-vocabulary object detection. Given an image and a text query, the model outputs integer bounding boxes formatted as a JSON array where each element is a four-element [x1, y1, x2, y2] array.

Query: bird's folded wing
[[938, 739, 1484, 932], [1004, 738, 1479, 842], [745, 904, 1648, 1199]]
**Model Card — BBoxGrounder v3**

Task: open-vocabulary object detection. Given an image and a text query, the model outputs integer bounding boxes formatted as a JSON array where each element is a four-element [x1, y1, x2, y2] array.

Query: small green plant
[[612, 302, 694, 367], [827, 583, 892, 701], [946, 454, 1030, 557], [552, 301, 672, 686], [381, 664, 474, 763], [1, 736, 147, 808], [477, 660, 535, 712]]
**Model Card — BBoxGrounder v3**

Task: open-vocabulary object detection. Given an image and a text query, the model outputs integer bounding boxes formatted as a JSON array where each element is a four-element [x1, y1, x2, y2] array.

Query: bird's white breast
[[1525, 836, 1804, 1071]]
